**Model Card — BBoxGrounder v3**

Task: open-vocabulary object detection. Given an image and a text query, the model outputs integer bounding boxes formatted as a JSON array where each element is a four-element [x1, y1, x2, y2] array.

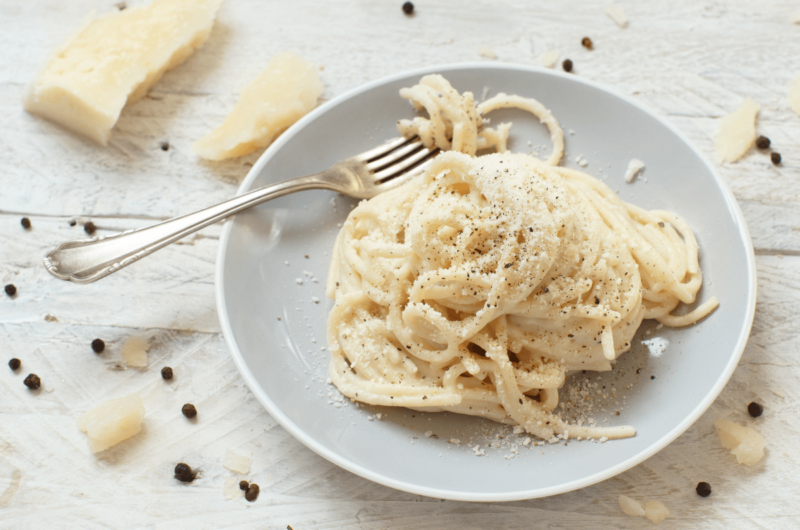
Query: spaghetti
[[325, 75, 718, 440]]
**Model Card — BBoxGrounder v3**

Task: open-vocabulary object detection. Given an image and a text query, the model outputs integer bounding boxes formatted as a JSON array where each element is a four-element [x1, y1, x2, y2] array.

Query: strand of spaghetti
[[477, 93, 565, 165], [657, 297, 720, 326]]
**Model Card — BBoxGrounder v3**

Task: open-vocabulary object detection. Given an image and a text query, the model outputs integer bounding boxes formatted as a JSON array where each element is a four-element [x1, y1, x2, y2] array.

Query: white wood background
[[1, 1, 799, 528]]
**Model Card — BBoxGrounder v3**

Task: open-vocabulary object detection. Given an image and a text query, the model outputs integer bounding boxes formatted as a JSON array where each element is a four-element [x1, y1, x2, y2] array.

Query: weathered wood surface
[[1, 1, 799, 528]]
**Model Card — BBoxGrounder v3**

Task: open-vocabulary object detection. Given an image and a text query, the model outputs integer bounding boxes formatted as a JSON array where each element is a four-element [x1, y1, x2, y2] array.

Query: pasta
[[325, 75, 718, 441]]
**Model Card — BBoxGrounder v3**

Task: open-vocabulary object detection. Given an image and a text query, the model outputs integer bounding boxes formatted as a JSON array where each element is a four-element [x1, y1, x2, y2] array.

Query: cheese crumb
[[539, 50, 560, 69], [23, 0, 222, 145], [477, 46, 497, 60], [624, 159, 646, 183], [644, 500, 670, 524], [76, 394, 145, 453], [121, 336, 149, 367], [605, 4, 628, 28], [223, 450, 252, 474], [194, 52, 323, 160], [715, 98, 760, 164], [715, 419, 765, 466], [223, 477, 241, 500], [788, 73, 800, 118], [618, 495, 645, 517]]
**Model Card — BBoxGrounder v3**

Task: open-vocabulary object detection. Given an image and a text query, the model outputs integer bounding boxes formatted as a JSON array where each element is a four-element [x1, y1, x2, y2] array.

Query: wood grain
[[1, 0, 799, 528]]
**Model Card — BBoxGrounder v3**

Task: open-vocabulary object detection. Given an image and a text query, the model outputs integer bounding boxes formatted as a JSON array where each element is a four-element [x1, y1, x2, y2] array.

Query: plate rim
[[215, 62, 757, 502]]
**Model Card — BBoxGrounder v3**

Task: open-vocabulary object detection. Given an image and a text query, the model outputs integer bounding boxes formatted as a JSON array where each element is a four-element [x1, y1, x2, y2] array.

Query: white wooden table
[[1, 1, 798, 528]]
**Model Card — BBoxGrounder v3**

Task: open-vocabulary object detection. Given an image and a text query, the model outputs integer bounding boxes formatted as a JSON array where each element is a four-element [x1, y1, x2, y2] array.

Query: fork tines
[[363, 136, 440, 183]]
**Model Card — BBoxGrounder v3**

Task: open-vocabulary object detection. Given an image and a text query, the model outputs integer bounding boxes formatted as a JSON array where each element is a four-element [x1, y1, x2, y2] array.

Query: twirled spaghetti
[[325, 75, 717, 440]]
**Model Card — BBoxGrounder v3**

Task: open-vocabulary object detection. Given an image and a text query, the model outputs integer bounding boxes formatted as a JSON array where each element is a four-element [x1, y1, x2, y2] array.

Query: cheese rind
[[23, 0, 222, 145], [193, 51, 323, 160], [715, 98, 760, 164]]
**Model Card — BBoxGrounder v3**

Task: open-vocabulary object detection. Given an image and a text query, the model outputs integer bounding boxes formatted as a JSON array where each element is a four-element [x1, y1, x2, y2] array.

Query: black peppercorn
[[747, 401, 763, 417], [161, 366, 174, 380], [696, 481, 711, 497], [402, 1, 414, 15], [24, 373, 41, 390], [755, 135, 770, 149], [69, 219, 77, 226], [160, 141, 170, 151], [650, 375, 656, 380], [4, 284, 16, 297], [84, 221, 97, 235], [8, 358, 21, 371], [182, 403, 197, 418], [21, 217, 31, 229], [91, 338, 105, 353], [562, 59, 573, 72], [245, 483, 260, 502], [771, 152, 781, 165], [581, 37, 593, 49], [174, 463, 196, 482], [239, 480, 249, 491]]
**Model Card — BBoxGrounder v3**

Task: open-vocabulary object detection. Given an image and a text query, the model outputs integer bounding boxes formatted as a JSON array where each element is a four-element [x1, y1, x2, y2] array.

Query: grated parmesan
[[539, 50, 560, 69], [605, 4, 628, 28], [715, 419, 765, 466], [619, 495, 645, 517], [624, 159, 645, 183], [789, 73, 800, 118], [121, 336, 149, 367], [476, 46, 497, 60], [644, 500, 670, 524], [223, 450, 252, 474]]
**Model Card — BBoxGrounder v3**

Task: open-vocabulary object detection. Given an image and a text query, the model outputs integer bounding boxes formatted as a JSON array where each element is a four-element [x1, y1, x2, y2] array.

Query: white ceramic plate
[[216, 63, 756, 501]]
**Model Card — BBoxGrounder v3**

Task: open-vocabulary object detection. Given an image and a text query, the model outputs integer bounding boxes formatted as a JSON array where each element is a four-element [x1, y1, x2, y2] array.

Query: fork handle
[[44, 173, 330, 284]]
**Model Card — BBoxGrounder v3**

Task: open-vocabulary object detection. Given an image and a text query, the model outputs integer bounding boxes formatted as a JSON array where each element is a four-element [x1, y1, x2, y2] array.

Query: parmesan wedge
[[77, 394, 145, 453], [789, 73, 800, 118], [715, 419, 765, 466], [715, 98, 760, 164], [23, 0, 222, 145], [193, 52, 323, 160]]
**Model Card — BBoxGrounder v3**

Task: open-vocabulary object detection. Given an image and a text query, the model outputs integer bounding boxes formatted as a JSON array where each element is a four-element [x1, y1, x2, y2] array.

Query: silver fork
[[43, 136, 438, 284]]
